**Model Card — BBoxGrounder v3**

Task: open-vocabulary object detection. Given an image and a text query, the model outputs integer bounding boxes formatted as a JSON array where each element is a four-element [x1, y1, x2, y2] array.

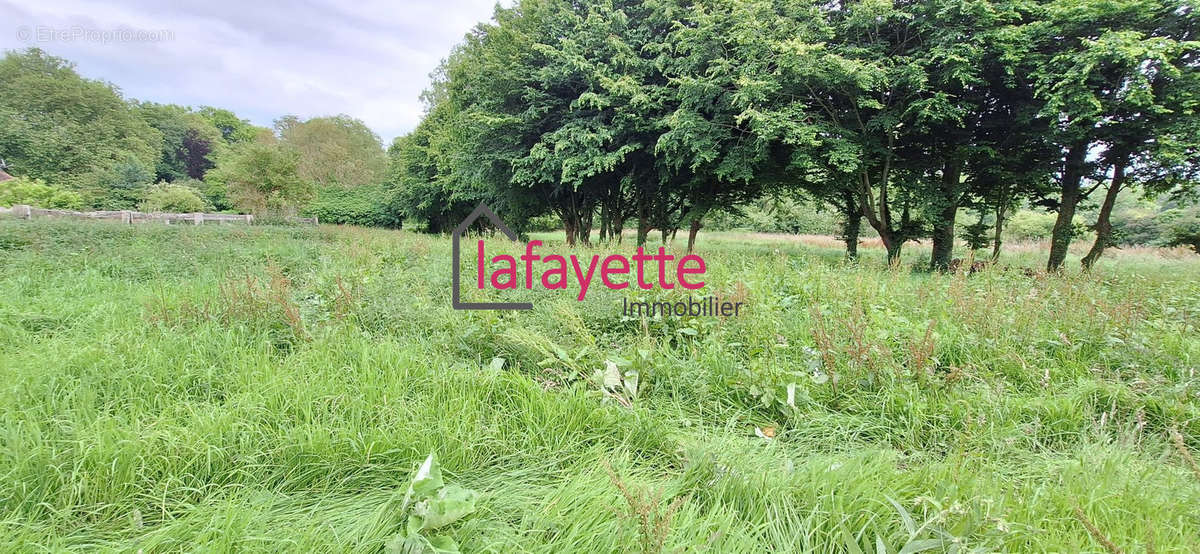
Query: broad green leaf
[[622, 370, 639, 398], [385, 532, 461, 554], [385, 533, 431, 554], [413, 485, 479, 530], [426, 535, 461, 553], [600, 360, 622, 390], [402, 453, 444, 512]]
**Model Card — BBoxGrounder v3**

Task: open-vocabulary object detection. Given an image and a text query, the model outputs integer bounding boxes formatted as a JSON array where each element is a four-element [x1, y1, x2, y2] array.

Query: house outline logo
[[452, 203, 534, 311]]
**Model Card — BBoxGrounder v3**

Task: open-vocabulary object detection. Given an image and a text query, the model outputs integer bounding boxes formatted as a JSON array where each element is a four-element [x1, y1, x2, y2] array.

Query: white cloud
[[0, 0, 503, 141]]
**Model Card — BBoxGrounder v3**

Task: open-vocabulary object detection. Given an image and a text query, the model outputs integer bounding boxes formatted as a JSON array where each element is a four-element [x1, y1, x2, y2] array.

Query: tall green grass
[[0, 220, 1197, 552]]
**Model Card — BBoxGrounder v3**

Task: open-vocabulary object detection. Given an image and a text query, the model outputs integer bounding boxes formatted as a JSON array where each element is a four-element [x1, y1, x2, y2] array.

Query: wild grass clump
[[604, 462, 687, 554]]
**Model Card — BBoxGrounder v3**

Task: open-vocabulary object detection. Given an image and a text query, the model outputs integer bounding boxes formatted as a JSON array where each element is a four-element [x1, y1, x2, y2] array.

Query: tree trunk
[[872, 221, 903, 266], [610, 184, 626, 244], [1081, 158, 1127, 272], [561, 204, 579, 247], [636, 195, 649, 247], [841, 192, 861, 260], [1047, 141, 1089, 272], [991, 203, 1006, 262], [929, 217, 955, 271], [687, 216, 703, 253], [929, 160, 962, 271], [579, 205, 593, 247], [857, 168, 904, 266], [884, 236, 903, 266], [563, 217, 577, 247], [598, 198, 609, 242]]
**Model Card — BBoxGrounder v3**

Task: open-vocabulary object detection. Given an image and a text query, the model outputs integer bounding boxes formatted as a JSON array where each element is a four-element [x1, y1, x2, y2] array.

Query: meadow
[[1, 219, 1198, 552]]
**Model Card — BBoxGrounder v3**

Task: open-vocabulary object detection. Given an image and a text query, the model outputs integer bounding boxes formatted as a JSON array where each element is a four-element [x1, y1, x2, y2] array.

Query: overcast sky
[[0, 0, 504, 142]]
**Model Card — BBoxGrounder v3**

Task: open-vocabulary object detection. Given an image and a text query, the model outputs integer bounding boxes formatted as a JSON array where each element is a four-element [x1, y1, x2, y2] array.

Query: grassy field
[[1, 219, 1198, 552]]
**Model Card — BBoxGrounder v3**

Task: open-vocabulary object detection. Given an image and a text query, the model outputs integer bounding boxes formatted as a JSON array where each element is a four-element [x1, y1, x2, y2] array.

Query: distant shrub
[[1005, 210, 1058, 241], [0, 177, 84, 210], [526, 214, 560, 232], [304, 183, 401, 227], [960, 214, 991, 251], [1108, 196, 1162, 246], [139, 181, 210, 213], [1160, 207, 1200, 253], [80, 154, 155, 210], [205, 140, 313, 214], [199, 179, 234, 211]]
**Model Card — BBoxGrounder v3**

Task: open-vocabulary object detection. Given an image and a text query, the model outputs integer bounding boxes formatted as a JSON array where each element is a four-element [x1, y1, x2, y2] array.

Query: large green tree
[[1076, 11, 1200, 269], [449, 0, 667, 245], [0, 48, 160, 191], [402, 0, 775, 247], [136, 102, 223, 183], [204, 136, 312, 215], [1023, 0, 1200, 271], [388, 105, 488, 233], [658, 0, 797, 251], [197, 106, 262, 145], [276, 114, 389, 188], [744, 0, 934, 264]]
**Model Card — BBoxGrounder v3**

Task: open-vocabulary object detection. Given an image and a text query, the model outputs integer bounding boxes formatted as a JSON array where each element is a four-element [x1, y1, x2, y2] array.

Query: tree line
[[391, 0, 1199, 270], [0, 48, 393, 224]]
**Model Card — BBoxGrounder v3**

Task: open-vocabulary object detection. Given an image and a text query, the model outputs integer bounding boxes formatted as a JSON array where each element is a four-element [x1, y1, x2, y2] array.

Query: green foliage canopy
[[277, 114, 389, 188], [0, 49, 160, 187]]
